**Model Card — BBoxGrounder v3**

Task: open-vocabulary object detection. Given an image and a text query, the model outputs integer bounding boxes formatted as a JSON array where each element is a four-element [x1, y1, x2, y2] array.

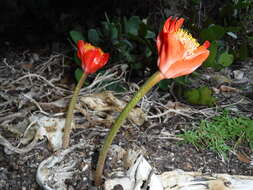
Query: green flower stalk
[[63, 40, 109, 149], [95, 71, 164, 186], [63, 73, 87, 148], [94, 16, 210, 186]]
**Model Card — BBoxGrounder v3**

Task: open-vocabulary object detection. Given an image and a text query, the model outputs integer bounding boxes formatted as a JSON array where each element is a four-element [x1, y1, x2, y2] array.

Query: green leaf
[[248, 36, 253, 41], [127, 33, 147, 45], [145, 47, 152, 57], [238, 43, 248, 60], [110, 23, 118, 40], [105, 82, 127, 92], [119, 39, 134, 49], [74, 68, 83, 82], [88, 29, 101, 44], [124, 16, 142, 36], [199, 87, 215, 106], [121, 50, 135, 62], [191, 0, 201, 4], [225, 26, 241, 33], [184, 86, 215, 106], [145, 30, 156, 39], [69, 30, 85, 44], [131, 63, 142, 70], [184, 88, 200, 105], [174, 76, 190, 86], [200, 25, 225, 41], [218, 52, 234, 67], [74, 52, 81, 65], [203, 41, 218, 68], [102, 21, 118, 41], [101, 21, 110, 37], [158, 79, 170, 91], [138, 22, 148, 38]]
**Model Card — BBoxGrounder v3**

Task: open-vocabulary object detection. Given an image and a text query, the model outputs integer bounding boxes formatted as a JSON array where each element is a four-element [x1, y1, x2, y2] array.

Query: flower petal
[[101, 53, 110, 66], [161, 47, 209, 78], [77, 40, 86, 59], [158, 33, 185, 75], [174, 18, 184, 31], [156, 31, 163, 54], [80, 49, 109, 74], [163, 16, 173, 33]]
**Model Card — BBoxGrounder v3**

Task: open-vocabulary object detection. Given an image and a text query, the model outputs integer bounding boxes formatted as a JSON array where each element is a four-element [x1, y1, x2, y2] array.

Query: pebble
[[233, 70, 244, 80]]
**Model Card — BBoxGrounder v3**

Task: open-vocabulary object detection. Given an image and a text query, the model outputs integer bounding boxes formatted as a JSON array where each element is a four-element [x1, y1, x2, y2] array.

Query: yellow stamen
[[83, 43, 94, 51], [84, 43, 104, 55], [176, 29, 200, 55]]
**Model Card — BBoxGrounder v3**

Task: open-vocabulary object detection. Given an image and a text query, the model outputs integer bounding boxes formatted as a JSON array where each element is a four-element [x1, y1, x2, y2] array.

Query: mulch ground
[[0, 45, 252, 190]]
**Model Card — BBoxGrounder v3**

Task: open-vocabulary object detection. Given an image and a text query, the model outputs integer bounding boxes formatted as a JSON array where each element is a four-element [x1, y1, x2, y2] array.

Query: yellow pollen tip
[[84, 43, 104, 55], [83, 43, 94, 51], [176, 29, 200, 52]]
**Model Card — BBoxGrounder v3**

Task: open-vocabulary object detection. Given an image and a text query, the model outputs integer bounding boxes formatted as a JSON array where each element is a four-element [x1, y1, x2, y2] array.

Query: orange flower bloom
[[157, 16, 210, 79], [77, 40, 109, 74]]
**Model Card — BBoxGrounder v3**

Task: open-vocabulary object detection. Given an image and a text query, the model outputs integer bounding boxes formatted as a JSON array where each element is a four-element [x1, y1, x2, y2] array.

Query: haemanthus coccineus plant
[[63, 40, 109, 148], [95, 16, 210, 186]]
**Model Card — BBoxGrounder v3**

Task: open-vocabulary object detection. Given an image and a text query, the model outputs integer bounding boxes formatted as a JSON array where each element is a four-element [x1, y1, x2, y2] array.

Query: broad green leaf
[[121, 51, 135, 62], [218, 52, 234, 67], [203, 41, 218, 68], [88, 29, 101, 44], [74, 52, 81, 65], [199, 87, 215, 106], [145, 30, 156, 39], [110, 23, 118, 40], [69, 30, 85, 44], [124, 16, 142, 36], [102, 21, 118, 40], [184, 88, 200, 105], [200, 25, 225, 41], [184, 87, 215, 106], [174, 76, 190, 85], [74, 68, 83, 82], [101, 21, 110, 37], [127, 33, 147, 45], [145, 47, 152, 57], [158, 79, 170, 91]]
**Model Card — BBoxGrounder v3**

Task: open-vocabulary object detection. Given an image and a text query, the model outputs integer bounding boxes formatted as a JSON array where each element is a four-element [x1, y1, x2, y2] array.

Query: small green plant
[[184, 86, 216, 106], [186, 0, 253, 68], [69, 14, 156, 80], [200, 25, 235, 69], [179, 110, 253, 159]]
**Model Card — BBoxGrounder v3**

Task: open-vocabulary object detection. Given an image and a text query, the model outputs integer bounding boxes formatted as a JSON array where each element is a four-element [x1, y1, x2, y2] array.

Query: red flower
[[157, 16, 210, 79], [77, 40, 109, 74]]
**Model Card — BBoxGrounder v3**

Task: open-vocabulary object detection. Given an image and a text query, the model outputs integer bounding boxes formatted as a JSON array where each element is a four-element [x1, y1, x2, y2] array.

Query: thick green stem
[[95, 71, 164, 186], [63, 72, 88, 148]]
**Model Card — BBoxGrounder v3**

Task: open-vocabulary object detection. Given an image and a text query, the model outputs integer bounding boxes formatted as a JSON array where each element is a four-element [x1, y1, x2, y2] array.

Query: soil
[[0, 45, 252, 190]]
